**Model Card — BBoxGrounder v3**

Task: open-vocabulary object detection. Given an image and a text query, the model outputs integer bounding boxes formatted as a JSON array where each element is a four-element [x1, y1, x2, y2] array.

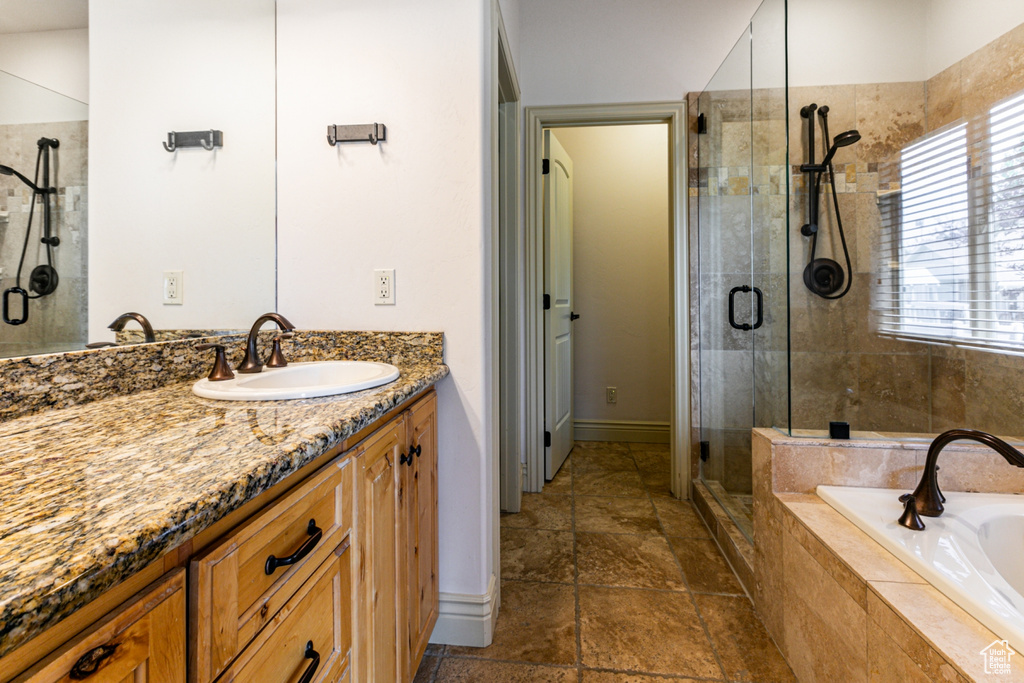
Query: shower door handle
[[752, 287, 764, 330], [728, 285, 764, 331]]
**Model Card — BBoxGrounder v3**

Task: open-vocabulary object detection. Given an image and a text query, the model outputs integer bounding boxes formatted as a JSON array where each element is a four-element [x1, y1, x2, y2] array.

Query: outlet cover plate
[[163, 270, 183, 305], [374, 268, 395, 305]]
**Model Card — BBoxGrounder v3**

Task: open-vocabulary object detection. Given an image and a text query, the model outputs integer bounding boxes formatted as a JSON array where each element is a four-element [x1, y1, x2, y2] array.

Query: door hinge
[[697, 113, 708, 135], [700, 440, 710, 462], [542, 158, 550, 175], [543, 294, 551, 310], [544, 431, 551, 448]]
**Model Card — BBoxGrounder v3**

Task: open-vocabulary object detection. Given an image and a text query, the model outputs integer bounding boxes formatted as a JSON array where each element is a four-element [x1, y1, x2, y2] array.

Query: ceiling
[[0, 0, 88, 34]]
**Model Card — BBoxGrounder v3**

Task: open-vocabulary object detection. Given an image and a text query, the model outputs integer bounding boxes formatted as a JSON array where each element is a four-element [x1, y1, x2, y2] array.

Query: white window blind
[[878, 91, 1024, 352]]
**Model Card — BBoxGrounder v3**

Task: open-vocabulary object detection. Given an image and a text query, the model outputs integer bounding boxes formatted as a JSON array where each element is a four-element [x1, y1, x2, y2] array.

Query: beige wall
[[553, 125, 671, 426]]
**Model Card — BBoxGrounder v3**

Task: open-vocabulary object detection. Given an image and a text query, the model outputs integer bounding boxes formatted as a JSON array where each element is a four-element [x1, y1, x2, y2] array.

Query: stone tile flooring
[[415, 441, 795, 682]]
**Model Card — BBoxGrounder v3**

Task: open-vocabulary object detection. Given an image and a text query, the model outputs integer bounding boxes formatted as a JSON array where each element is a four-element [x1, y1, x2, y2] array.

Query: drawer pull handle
[[265, 519, 322, 575], [297, 640, 320, 683], [69, 643, 118, 679]]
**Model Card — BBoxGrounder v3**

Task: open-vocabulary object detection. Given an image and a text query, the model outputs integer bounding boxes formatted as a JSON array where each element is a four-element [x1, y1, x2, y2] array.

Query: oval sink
[[192, 361, 400, 401]]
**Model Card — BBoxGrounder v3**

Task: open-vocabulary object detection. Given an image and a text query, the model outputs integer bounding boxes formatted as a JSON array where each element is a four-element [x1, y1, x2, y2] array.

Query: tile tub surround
[[0, 329, 443, 422], [0, 355, 448, 659], [752, 428, 1024, 681]]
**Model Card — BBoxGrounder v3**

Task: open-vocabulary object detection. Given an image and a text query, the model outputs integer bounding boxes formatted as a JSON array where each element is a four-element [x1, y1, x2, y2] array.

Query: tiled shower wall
[[0, 120, 88, 357], [787, 22, 1024, 439], [690, 21, 1024, 465]]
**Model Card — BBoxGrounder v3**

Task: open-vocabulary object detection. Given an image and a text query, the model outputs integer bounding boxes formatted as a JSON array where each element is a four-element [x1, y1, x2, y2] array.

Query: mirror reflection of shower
[[799, 103, 860, 299], [1, 136, 61, 325]]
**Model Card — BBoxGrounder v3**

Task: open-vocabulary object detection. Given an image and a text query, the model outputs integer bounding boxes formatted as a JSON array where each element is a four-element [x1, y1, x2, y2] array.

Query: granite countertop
[[0, 360, 448, 659]]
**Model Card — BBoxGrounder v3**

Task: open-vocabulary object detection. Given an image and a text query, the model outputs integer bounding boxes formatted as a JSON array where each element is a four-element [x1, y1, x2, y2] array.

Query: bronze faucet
[[898, 429, 1024, 530], [237, 312, 295, 373], [108, 312, 155, 343]]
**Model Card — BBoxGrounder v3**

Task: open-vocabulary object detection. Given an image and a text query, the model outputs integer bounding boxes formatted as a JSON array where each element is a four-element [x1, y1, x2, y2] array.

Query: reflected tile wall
[[0, 120, 88, 357]]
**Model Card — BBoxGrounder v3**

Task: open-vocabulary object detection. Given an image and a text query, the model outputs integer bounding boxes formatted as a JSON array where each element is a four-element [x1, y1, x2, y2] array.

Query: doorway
[[520, 103, 690, 500]]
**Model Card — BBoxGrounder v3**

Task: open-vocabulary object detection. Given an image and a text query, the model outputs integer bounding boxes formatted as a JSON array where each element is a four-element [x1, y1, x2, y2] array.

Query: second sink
[[193, 361, 400, 401]]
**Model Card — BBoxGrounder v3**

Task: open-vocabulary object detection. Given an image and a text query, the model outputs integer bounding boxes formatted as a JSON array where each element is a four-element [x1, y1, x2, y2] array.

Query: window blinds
[[877, 91, 1024, 352]]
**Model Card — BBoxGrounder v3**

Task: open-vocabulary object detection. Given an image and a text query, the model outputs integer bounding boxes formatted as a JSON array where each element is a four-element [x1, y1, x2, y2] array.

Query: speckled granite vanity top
[[0, 331, 447, 658]]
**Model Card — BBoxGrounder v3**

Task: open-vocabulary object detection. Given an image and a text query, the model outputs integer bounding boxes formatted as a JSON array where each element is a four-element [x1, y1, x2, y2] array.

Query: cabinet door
[[16, 570, 185, 683], [402, 394, 439, 677], [352, 418, 404, 683]]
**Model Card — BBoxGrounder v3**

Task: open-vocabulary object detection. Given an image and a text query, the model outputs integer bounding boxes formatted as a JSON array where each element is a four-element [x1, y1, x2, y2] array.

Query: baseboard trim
[[574, 419, 670, 444], [428, 573, 499, 647]]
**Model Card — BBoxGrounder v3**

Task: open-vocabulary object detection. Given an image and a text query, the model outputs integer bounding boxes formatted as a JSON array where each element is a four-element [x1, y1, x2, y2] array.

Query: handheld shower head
[[0, 164, 43, 193], [820, 129, 861, 166]]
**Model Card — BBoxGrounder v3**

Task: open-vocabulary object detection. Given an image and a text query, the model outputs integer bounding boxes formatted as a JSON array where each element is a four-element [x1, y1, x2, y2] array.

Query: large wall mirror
[[0, 0, 277, 359]]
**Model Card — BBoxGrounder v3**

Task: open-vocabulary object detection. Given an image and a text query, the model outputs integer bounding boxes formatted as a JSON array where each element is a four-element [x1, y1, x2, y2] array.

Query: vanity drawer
[[216, 540, 352, 683], [15, 569, 185, 683], [190, 455, 352, 683]]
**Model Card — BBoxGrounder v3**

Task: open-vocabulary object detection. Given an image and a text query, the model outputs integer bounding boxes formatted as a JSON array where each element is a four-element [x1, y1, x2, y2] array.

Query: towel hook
[[163, 131, 177, 152], [200, 130, 216, 151]]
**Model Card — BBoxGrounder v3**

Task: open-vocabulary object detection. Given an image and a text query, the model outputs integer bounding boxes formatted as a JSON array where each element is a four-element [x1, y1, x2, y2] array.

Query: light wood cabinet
[[189, 458, 352, 683], [216, 540, 352, 683], [15, 570, 186, 683], [398, 395, 439, 680], [352, 418, 403, 683], [7, 388, 439, 683]]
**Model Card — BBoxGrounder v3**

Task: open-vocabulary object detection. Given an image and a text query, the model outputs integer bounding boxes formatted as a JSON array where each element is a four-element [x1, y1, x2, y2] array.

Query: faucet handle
[[197, 343, 235, 381], [897, 494, 926, 531], [266, 332, 294, 369]]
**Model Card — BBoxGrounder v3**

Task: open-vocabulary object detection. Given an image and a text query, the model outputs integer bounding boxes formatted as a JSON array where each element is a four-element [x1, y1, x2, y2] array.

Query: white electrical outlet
[[606, 387, 617, 404], [374, 269, 395, 305], [163, 270, 183, 305]]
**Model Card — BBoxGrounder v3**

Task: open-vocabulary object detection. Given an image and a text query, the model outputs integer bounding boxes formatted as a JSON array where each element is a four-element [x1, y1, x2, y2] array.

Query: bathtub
[[817, 485, 1024, 652]]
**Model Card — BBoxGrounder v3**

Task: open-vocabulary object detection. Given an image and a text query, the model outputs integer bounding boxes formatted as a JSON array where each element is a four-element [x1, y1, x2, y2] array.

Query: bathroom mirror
[[0, 0, 277, 359]]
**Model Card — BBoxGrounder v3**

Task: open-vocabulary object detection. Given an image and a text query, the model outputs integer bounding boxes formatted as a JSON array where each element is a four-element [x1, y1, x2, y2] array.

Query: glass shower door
[[697, 25, 757, 540], [697, 0, 789, 542]]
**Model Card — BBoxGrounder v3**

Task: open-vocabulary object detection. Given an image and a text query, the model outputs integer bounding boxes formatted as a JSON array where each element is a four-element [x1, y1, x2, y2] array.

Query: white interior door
[[544, 129, 574, 480]]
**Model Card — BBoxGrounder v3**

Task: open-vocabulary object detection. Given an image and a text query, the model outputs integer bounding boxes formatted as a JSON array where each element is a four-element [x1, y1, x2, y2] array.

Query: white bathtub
[[817, 485, 1024, 651]]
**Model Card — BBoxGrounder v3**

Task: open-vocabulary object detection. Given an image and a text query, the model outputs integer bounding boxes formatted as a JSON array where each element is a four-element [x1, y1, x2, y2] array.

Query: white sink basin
[[192, 361, 400, 401]]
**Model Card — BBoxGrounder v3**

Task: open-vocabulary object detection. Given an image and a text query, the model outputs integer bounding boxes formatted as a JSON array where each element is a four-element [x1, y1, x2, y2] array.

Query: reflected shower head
[[0, 164, 42, 192], [821, 129, 861, 166]]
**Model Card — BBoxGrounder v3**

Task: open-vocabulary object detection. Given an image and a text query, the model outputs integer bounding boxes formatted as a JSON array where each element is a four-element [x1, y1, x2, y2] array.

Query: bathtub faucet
[[898, 429, 1024, 530]]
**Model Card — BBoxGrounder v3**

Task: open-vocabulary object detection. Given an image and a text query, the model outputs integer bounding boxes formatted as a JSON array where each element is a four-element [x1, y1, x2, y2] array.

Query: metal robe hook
[[163, 131, 177, 152], [327, 123, 387, 146], [200, 130, 216, 151]]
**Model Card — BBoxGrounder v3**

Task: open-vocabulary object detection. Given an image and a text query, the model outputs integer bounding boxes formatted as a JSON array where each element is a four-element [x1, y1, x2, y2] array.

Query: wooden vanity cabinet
[[5, 388, 439, 683], [398, 395, 439, 680], [351, 418, 403, 683], [14, 569, 186, 683], [353, 390, 439, 683]]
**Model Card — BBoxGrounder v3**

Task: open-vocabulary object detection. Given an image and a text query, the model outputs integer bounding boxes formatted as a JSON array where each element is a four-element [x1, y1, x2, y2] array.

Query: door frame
[[495, 8, 522, 514], [523, 102, 690, 498]]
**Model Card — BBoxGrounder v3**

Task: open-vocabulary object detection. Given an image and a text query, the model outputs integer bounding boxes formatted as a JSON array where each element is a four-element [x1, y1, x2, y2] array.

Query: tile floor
[[414, 441, 794, 682]]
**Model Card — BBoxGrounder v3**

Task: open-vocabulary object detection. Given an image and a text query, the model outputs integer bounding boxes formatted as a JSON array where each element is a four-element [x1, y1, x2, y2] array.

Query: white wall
[[0, 28, 88, 103], [554, 125, 671, 424], [88, 0, 277, 340], [517, 0, 763, 105], [925, 0, 1024, 77], [275, 0, 495, 606], [788, 0, 930, 87]]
